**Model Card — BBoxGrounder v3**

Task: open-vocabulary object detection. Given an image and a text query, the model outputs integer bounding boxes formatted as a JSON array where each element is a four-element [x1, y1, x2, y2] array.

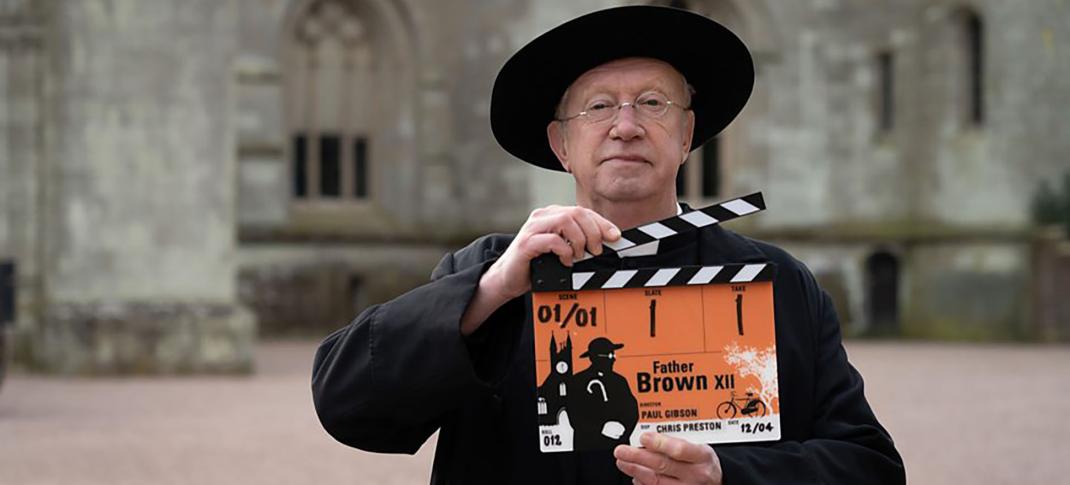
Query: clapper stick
[[531, 192, 769, 292], [532, 259, 776, 292], [575, 192, 765, 262]]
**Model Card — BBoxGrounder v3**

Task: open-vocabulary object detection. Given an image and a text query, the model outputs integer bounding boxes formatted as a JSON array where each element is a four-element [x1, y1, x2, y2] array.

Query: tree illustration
[[722, 342, 779, 414]]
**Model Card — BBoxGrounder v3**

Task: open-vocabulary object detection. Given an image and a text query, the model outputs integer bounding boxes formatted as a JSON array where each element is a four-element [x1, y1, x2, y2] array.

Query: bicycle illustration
[[716, 391, 767, 419]]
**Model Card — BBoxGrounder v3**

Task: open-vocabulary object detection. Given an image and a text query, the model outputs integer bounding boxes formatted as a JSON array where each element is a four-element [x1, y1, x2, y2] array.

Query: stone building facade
[[1, 0, 1067, 373]]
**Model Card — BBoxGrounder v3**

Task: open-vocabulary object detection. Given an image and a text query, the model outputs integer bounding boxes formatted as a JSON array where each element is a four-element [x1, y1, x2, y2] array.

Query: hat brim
[[579, 342, 626, 358], [491, 6, 754, 171]]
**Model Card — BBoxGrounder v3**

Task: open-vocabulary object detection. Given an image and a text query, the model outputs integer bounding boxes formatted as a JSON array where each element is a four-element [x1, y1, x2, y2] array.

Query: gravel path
[[1, 340, 1067, 484]]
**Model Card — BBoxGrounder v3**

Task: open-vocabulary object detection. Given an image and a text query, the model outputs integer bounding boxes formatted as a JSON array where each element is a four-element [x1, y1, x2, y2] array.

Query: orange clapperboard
[[530, 193, 780, 453]]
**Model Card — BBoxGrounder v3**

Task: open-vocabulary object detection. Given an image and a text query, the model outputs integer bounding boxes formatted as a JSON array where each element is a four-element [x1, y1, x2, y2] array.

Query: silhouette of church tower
[[537, 333, 572, 425]]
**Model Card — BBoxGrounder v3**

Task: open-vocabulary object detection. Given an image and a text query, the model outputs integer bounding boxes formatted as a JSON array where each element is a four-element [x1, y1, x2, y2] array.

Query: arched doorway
[[865, 251, 900, 335]]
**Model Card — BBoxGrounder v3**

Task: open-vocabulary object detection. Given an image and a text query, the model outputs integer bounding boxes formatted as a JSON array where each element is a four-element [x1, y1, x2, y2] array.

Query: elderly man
[[312, 6, 905, 484]]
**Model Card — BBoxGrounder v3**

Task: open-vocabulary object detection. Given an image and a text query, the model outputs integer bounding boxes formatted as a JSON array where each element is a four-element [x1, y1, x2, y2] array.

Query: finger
[[575, 210, 604, 256], [525, 233, 575, 267], [525, 210, 586, 260], [587, 209, 621, 242], [616, 459, 658, 482], [616, 460, 687, 485], [639, 432, 713, 464], [555, 216, 588, 261], [615, 445, 682, 479], [526, 206, 619, 246], [632, 479, 665, 485], [523, 207, 576, 234]]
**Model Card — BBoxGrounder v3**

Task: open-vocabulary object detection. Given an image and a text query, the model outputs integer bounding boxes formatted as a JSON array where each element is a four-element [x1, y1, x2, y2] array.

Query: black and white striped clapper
[[555, 263, 775, 292], [575, 192, 765, 262], [531, 192, 773, 292]]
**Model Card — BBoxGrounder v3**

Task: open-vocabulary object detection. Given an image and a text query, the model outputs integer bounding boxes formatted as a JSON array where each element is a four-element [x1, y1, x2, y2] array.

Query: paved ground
[[1, 340, 1068, 484]]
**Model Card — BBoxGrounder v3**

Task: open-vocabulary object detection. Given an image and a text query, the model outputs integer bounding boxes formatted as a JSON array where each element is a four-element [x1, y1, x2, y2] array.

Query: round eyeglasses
[[556, 92, 690, 124]]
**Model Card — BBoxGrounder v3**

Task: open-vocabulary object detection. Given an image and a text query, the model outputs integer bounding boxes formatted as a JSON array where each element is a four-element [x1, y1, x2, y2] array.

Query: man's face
[[547, 58, 695, 204]]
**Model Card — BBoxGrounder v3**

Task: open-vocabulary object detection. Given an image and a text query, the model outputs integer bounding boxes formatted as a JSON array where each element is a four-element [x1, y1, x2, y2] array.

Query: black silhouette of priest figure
[[567, 337, 639, 450]]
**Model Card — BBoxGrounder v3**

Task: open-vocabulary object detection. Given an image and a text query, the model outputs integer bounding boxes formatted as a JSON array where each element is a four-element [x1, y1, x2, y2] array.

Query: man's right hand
[[460, 206, 620, 335]]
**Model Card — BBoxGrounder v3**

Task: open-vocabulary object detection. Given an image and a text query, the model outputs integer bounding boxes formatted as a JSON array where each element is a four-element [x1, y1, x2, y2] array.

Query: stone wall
[[44, 0, 239, 302], [0, 0, 46, 363], [733, 0, 1070, 232], [771, 236, 1035, 340], [236, 242, 447, 336], [35, 302, 254, 374], [903, 241, 1030, 340], [734, 0, 1069, 340], [26, 0, 255, 373]]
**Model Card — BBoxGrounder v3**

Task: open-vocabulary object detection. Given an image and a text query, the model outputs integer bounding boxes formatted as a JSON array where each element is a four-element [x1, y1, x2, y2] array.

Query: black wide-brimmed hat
[[580, 337, 625, 358], [490, 5, 754, 171]]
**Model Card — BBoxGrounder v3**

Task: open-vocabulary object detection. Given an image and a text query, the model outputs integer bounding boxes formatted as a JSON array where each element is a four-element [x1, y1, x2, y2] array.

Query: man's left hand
[[614, 432, 723, 485]]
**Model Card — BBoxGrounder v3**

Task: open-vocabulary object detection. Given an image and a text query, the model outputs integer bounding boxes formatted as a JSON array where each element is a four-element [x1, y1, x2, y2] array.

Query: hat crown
[[490, 6, 754, 171], [584, 337, 623, 356]]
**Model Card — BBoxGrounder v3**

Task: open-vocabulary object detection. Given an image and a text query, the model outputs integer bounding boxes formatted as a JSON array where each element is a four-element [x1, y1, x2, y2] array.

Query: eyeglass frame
[[554, 91, 692, 125]]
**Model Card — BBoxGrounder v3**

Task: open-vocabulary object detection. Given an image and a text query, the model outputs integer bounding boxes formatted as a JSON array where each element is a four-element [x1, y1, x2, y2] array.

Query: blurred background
[[0, 0, 1068, 483]]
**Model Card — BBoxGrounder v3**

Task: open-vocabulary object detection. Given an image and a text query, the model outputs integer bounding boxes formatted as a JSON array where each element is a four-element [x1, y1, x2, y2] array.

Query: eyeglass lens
[[581, 93, 673, 123]]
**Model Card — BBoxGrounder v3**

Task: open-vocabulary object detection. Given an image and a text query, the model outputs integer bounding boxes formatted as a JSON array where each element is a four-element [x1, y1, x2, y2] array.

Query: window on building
[[877, 50, 894, 132], [701, 138, 721, 198], [952, 8, 984, 127], [289, 0, 374, 201], [320, 134, 341, 197], [292, 135, 307, 197], [354, 137, 368, 198], [964, 12, 984, 126], [0, 261, 15, 324], [676, 137, 723, 201]]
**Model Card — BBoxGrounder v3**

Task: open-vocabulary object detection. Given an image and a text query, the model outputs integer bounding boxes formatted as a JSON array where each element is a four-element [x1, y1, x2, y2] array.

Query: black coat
[[312, 224, 905, 484]]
